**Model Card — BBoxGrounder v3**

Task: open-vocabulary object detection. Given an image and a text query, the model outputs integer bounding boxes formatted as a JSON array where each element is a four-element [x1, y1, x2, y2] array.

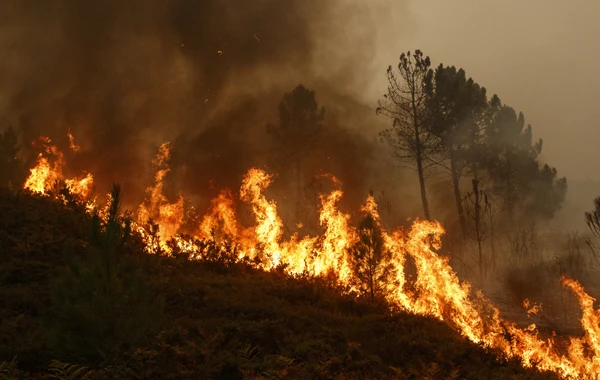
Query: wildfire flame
[[198, 189, 240, 240], [22, 138, 600, 379], [137, 142, 185, 253], [24, 136, 93, 199], [67, 130, 81, 152]]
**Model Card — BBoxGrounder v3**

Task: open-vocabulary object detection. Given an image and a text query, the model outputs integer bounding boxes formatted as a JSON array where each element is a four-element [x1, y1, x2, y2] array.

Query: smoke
[[0, 0, 418, 222]]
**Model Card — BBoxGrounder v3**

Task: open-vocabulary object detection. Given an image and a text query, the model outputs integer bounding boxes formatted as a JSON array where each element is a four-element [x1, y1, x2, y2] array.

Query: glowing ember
[[523, 298, 543, 317], [67, 130, 81, 152]]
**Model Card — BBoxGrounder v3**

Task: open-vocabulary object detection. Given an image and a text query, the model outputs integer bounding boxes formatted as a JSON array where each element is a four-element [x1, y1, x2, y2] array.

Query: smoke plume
[[0, 0, 416, 225]]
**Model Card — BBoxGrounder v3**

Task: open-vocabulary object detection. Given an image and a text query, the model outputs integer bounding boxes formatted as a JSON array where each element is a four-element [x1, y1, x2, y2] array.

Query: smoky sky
[[0, 0, 316, 166], [367, 0, 600, 183], [3, 0, 594, 229], [364, 0, 600, 229], [0, 0, 420, 221]]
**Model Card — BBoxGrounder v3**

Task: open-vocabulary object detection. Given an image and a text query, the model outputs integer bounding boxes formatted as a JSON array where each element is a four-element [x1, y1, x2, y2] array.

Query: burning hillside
[[0, 1, 595, 377], [16, 134, 600, 379]]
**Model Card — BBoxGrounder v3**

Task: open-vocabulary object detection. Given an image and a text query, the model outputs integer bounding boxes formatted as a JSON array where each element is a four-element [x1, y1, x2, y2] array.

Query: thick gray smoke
[[0, 0, 417, 226]]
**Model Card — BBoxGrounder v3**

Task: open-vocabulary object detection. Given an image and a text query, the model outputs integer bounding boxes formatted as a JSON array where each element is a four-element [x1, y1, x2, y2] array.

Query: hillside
[[0, 188, 557, 379]]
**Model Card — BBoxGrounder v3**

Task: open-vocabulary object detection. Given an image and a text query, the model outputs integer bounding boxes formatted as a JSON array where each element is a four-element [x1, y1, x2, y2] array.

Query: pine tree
[[424, 65, 488, 237], [49, 184, 162, 365], [0, 127, 25, 189], [482, 101, 567, 223], [347, 214, 395, 302], [377, 50, 437, 220], [267, 84, 325, 224]]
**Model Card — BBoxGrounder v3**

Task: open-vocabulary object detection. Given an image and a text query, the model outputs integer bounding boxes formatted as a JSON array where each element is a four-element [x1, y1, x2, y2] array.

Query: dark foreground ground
[[0, 188, 557, 379]]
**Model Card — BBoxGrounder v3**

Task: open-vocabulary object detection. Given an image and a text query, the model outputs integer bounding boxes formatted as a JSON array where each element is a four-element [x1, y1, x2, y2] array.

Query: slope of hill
[[0, 188, 557, 379]]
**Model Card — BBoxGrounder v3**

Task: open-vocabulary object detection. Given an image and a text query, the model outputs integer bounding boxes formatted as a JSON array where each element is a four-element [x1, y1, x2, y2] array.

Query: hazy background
[[363, 0, 600, 230], [0, 0, 598, 230], [369, 0, 600, 182]]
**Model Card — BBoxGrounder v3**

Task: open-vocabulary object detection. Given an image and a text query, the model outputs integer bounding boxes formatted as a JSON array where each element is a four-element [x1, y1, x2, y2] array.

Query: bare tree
[[377, 50, 438, 220], [585, 198, 600, 270], [585, 197, 600, 237], [465, 179, 491, 280]]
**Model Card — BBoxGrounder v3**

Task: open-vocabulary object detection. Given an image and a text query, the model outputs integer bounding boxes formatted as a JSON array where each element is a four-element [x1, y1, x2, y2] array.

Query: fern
[[237, 344, 260, 362], [408, 361, 461, 380], [0, 357, 20, 380], [258, 355, 296, 380], [47, 360, 94, 380]]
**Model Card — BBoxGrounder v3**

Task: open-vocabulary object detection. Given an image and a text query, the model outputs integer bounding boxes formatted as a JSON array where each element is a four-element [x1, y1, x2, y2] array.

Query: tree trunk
[[505, 150, 514, 224], [412, 85, 431, 220], [368, 254, 375, 302], [489, 205, 496, 273], [472, 179, 484, 280], [450, 151, 467, 238], [295, 154, 301, 224], [471, 159, 485, 279], [415, 153, 430, 220]]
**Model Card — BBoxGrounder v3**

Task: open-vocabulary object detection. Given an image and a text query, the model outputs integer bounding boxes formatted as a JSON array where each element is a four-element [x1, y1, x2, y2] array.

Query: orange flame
[[65, 173, 94, 199], [24, 137, 63, 194], [24, 136, 94, 199], [137, 142, 184, 252], [198, 189, 239, 240], [239, 168, 283, 267], [67, 130, 81, 152]]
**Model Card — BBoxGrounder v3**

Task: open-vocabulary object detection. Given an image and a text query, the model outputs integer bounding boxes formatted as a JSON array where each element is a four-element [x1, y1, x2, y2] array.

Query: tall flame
[[239, 168, 283, 268], [24, 136, 93, 199], [137, 142, 185, 252], [198, 189, 239, 239], [24, 137, 63, 194]]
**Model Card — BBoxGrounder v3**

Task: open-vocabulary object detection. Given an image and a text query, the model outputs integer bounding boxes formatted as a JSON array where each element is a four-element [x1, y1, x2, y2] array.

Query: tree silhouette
[[425, 65, 488, 237], [267, 84, 325, 222], [377, 53, 567, 229], [377, 50, 438, 220], [585, 197, 600, 238], [0, 127, 25, 189], [347, 213, 395, 302], [482, 99, 566, 223], [464, 179, 491, 279], [50, 185, 162, 365]]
